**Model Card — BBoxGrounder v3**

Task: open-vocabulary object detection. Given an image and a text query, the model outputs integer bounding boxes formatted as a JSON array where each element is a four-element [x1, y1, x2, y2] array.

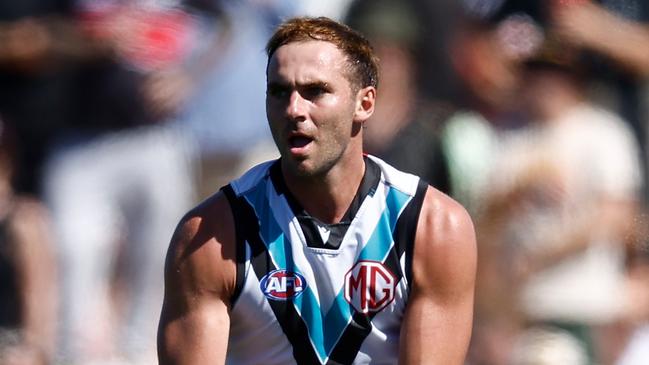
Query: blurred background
[[0, 0, 648, 364]]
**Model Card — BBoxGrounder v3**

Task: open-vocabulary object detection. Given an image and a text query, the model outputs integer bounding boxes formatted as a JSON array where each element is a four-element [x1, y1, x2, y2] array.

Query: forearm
[[524, 198, 638, 276], [581, 19, 649, 77], [554, 3, 649, 78]]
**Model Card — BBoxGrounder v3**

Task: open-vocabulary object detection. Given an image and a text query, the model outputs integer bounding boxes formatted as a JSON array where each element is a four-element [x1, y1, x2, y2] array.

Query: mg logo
[[344, 260, 397, 313]]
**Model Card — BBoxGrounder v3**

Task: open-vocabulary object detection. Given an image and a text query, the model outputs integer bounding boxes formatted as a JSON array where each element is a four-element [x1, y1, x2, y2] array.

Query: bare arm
[[158, 192, 237, 364], [7, 198, 57, 364], [553, 2, 649, 78], [399, 187, 477, 365], [0, 16, 111, 73], [480, 180, 638, 280]]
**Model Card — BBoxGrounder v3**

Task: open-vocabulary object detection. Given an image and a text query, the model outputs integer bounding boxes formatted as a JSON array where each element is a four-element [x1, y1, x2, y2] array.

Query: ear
[[353, 86, 376, 122]]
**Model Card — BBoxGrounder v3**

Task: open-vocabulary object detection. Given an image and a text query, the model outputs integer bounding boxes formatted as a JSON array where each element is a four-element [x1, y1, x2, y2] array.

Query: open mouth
[[289, 136, 313, 148]]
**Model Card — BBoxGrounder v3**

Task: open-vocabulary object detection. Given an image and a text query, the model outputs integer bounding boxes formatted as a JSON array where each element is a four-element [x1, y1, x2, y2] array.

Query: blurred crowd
[[0, 0, 647, 364]]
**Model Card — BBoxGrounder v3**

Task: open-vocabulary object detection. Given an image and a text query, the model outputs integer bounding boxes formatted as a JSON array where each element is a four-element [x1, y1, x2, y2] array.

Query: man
[[158, 17, 476, 365]]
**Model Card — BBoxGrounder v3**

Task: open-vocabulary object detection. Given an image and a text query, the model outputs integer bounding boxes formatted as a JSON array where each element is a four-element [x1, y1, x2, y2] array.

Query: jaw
[[281, 138, 363, 183], [281, 152, 326, 179]]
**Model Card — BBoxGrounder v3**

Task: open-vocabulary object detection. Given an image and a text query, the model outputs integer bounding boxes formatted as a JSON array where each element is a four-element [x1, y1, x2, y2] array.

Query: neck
[[282, 153, 366, 224]]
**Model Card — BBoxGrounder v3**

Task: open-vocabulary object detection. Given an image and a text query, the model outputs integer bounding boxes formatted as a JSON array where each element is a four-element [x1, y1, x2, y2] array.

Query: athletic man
[[158, 17, 476, 365]]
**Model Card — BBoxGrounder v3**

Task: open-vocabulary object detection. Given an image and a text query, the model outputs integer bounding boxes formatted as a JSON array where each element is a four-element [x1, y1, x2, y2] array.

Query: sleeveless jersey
[[221, 155, 427, 365]]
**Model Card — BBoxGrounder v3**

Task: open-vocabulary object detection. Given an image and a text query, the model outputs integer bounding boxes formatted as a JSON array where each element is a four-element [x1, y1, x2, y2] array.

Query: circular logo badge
[[260, 269, 307, 301]]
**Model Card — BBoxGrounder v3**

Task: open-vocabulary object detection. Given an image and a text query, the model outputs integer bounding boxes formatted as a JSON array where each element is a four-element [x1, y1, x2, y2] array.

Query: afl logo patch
[[344, 260, 397, 313], [260, 270, 307, 300]]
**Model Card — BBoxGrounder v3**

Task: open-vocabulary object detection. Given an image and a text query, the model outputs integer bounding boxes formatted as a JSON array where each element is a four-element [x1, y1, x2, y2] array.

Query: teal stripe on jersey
[[242, 181, 291, 270], [242, 179, 330, 363], [358, 186, 411, 262], [292, 286, 328, 362], [322, 186, 413, 354], [242, 179, 413, 364], [323, 290, 354, 351]]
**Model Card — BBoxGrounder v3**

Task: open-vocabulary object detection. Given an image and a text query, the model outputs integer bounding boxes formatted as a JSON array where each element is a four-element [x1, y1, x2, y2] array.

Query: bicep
[[399, 286, 474, 365], [158, 194, 237, 364], [399, 189, 477, 365], [158, 289, 230, 364]]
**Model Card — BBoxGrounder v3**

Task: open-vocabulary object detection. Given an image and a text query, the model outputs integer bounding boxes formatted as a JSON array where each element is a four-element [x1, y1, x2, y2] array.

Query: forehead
[[267, 40, 350, 84]]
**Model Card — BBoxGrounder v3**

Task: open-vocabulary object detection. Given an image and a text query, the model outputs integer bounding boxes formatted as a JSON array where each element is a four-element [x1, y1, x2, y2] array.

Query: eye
[[267, 84, 289, 99], [301, 85, 328, 100]]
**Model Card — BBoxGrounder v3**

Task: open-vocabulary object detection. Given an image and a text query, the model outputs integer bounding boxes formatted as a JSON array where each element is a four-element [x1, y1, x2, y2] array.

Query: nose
[[286, 90, 307, 121]]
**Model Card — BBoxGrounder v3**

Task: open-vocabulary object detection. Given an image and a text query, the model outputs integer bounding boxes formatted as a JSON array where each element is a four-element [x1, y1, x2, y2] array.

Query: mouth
[[287, 134, 314, 155]]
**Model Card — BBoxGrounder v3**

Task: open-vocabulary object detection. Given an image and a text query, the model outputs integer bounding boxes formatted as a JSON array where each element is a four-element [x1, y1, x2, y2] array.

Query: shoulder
[[166, 157, 278, 290], [165, 191, 237, 301], [418, 186, 475, 240], [412, 186, 477, 295], [159, 192, 237, 361]]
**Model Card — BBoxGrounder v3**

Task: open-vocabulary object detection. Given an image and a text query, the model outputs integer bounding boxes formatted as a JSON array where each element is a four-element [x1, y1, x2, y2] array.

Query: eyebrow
[[266, 81, 288, 89], [266, 80, 330, 89], [302, 81, 330, 89]]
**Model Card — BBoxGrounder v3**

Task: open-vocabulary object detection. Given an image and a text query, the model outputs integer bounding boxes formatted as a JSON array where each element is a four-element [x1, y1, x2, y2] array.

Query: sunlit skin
[[159, 30, 476, 365], [266, 40, 375, 223]]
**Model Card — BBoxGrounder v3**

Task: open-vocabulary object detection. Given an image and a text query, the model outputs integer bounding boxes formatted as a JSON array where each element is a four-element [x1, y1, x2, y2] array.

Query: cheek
[[316, 116, 354, 148], [265, 114, 283, 147], [316, 95, 356, 124], [266, 100, 284, 127], [266, 99, 279, 121]]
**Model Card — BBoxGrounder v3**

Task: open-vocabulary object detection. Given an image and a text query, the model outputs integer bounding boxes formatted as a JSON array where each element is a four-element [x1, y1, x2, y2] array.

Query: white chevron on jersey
[[225, 155, 424, 365]]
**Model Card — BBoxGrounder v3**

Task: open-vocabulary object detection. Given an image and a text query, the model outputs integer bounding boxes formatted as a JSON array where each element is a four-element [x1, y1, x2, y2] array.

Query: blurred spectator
[[442, 10, 532, 365], [0, 120, 57, 365], [480, 34, 643, 364], [552, 0, 649, 202], [441, 11, 529, 214], [1, 1, 280, 362], [0, 0, 108, 196], [44, 1, 292, 363], [40, 1, 199, 363], [438, 5, 647, 363], [344, 0, 451, 191]]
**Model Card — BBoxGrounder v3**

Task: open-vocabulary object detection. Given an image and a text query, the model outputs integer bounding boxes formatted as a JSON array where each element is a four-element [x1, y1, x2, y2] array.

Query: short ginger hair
[[266, 16, 379, 91]]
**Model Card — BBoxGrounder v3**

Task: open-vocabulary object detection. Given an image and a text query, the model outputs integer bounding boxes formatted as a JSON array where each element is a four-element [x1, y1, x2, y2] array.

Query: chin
[[291, 162, 319, 178], [283, 157, 328, 179]]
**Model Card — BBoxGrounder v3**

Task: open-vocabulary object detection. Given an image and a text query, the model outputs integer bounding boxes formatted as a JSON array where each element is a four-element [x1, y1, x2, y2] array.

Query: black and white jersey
[[221, 155, 427, 365]]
